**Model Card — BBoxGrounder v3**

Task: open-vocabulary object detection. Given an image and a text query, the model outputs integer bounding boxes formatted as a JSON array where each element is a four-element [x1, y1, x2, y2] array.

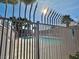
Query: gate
[[0, 1, 79, 59]]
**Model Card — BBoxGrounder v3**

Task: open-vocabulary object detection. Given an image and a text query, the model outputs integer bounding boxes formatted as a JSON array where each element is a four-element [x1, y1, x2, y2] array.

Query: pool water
[[20, 36, 63, 45], [39, 36, 63, 45]]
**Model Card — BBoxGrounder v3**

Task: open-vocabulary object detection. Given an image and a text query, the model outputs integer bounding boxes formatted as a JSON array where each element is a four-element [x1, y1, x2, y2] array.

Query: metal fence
[[0, 1, 79, 59]]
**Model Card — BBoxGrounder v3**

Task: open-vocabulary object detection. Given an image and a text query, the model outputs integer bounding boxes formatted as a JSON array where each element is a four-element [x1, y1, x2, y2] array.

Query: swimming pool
[[20, 36, 63, 45]]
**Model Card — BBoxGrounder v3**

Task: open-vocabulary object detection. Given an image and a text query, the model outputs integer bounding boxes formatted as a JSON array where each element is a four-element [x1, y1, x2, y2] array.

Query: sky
[[0, 0, 79, 22]]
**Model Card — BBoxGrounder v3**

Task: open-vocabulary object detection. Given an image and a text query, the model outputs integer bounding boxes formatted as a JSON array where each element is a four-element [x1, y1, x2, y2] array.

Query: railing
[[0, 17, 79, 59], [0, 1, 79, 59], [0, 18, 40, 59]]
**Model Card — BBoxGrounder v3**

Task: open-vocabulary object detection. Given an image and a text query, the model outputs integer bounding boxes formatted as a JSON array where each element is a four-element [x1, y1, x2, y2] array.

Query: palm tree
[[21, 0, 36, 4], [10, 17, 32, 37], [0, 0, 36, 4], [62, 15, 73, 27], [10, 17, 31, 29]]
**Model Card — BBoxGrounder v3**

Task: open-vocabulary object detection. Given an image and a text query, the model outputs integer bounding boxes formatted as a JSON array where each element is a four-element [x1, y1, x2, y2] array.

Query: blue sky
[[0, 0, 79, 22], [38, 0, 79, 22]]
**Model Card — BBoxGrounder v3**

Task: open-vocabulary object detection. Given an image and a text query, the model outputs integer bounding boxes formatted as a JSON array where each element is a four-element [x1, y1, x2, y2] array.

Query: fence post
[[36, 21, 39, 59]]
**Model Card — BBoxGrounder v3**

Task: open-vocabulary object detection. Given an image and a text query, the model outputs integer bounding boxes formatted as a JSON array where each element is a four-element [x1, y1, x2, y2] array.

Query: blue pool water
[[39, 36, 63, 45], [21, 36, 63, 45]]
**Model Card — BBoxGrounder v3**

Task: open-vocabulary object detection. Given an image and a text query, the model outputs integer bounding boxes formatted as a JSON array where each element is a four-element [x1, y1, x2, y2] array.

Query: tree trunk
[[66, 23, 69, 27]]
